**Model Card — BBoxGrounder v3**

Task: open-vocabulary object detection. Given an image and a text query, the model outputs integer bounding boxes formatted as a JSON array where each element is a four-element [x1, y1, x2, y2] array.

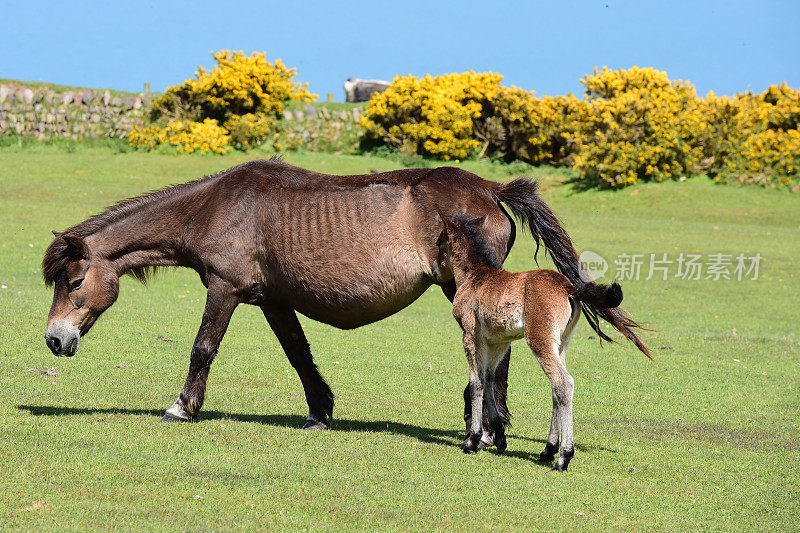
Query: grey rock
[[304, 104, 317, 119], [73, 92, 83, 105], [293, 110, 304, 120], [103, 90, 111, 106], [22, 88, 34, 104], [343, 78, 390, 103], [0, 86, 8, 103], [62, 91, 74, 105], [82, 91, 93, 105], [283, 110, 293, 120], [133, 96, 142, 110]]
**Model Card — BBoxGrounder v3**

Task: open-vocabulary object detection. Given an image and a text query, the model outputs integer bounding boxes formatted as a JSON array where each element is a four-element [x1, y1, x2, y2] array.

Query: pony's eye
[[70, 278, 84, 291]]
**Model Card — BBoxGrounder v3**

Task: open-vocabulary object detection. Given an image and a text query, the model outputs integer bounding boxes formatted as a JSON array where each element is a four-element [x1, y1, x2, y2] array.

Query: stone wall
[[281, 104, 362, 123], [0, 83, 147, 139]]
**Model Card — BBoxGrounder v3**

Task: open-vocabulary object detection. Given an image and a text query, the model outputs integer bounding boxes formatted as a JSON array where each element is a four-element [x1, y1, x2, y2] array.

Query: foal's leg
[[447, 279, 512, 440], [162, 281, 240, 422], [462, 331, 485, 454], [540, 305, 581, 462], [531, 342, 575, 471], [262, 306, 334, 430], [483, 343, 511, 454]]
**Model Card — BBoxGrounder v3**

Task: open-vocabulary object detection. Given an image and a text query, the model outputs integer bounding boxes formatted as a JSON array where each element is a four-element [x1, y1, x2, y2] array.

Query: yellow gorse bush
[[573, 67, 707, 187], [361, 72, 503, 160], [361, 66, 798, 190], [132, 50, 316, 154], [129, 118, 231, 155], [705, 83, 800, 187], [151, 50, 316, 122], [489, 89, 589, 165]]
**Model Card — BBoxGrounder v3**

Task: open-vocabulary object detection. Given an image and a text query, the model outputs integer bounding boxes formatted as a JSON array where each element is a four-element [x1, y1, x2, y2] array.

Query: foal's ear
[[434, 211, 449, 233], [471, 214, 489, 227], [63, 235, 89, 259], [51, 230, 63, 237]]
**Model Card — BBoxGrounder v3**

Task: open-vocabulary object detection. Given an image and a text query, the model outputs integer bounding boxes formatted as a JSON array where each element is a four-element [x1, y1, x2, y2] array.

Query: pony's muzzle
[[45, 320, 80, 357]]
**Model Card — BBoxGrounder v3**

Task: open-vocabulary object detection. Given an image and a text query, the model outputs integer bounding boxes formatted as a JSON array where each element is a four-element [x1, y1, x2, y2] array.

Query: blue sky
[[2, 0, 798, 100]]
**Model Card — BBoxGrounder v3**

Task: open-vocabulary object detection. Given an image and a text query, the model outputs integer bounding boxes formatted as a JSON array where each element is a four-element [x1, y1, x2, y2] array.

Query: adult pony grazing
[[42, 157, 585, 431], [435, 213, 651, 470]]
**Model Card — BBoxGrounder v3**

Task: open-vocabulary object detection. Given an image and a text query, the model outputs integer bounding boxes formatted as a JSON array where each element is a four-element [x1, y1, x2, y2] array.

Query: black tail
[[494, 177, 651, 359], [572, 281, 623, 309]]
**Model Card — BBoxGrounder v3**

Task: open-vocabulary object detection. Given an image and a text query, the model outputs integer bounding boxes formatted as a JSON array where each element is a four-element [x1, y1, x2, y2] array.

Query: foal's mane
[[450, 214, 504, 270]]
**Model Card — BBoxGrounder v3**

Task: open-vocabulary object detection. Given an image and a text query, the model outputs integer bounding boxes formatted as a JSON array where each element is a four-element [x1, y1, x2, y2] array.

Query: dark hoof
[[539, 451, 556, 462], [463, 434, 481, 454], [160, 413, 191, 423], [539, 442, 559, 463], [302, 419, 331, 430], [552, 449, 574, 471]]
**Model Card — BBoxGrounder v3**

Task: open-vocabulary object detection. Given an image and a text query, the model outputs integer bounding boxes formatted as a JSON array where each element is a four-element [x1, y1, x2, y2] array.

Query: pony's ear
[[63, 235, 89, 259], [51, 230, 62, 237]]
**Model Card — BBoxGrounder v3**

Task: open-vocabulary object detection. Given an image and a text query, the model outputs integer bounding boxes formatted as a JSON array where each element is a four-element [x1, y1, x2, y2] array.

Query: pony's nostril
[[51, 336, 61, 351]]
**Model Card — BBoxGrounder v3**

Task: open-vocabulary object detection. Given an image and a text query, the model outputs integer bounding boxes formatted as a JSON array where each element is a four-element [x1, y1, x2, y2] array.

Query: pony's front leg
[[161, 281, 239, 422]]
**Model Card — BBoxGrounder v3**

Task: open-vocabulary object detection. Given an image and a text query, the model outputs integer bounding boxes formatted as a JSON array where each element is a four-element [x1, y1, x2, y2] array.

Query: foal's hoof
[[539, 442, 559, 463], [495, 435, 507, 455], [552, 449, 574, 472], [463, 434, 481, 454], [160, 413, 191, 423], [479, 433, 495, 449]]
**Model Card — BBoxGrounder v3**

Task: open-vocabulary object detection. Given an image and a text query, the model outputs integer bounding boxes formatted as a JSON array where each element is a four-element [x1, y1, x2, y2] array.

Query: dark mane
[[42, 157, 489, 286], [452, 214, 504, 269], [41, 164, 236, 286]]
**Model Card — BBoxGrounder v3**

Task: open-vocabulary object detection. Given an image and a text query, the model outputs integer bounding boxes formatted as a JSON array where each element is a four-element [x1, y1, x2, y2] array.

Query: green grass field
[[1, 146, 798, 531]]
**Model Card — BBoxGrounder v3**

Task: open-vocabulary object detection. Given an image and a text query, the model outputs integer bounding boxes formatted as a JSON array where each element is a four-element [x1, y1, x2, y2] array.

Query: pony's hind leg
[[262, 306, 334, 430]]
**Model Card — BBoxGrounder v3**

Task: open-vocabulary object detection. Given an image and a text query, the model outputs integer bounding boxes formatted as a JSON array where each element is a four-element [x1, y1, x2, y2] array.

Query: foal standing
[[437, 214, 651, 471]]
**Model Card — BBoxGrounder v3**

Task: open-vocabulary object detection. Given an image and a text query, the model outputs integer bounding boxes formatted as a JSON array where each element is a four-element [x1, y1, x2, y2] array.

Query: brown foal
[[437, 214, 650, 471]]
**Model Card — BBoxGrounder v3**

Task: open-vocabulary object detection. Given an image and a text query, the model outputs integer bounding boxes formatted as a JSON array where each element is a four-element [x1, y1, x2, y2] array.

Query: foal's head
[[42, 233, 119, 357], [435, 214, 503, 276]]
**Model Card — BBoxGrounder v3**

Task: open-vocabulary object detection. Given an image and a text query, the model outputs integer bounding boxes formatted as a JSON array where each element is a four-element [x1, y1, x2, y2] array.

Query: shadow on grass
[[17, 404, 607, 463]]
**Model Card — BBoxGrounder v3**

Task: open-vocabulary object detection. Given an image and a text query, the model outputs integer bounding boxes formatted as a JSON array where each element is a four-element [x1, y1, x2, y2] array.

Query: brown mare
[[435, 213, 650, 470], [42, 158, 602, 432]]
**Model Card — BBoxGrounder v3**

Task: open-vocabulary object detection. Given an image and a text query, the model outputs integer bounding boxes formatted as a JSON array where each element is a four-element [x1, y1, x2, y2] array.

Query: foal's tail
[[572, 281, 623, 310], [493, 177, 652, 359]]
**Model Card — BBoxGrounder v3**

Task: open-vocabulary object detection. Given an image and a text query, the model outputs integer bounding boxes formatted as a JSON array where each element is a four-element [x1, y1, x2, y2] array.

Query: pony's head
[[42, 232, 119, 357]]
